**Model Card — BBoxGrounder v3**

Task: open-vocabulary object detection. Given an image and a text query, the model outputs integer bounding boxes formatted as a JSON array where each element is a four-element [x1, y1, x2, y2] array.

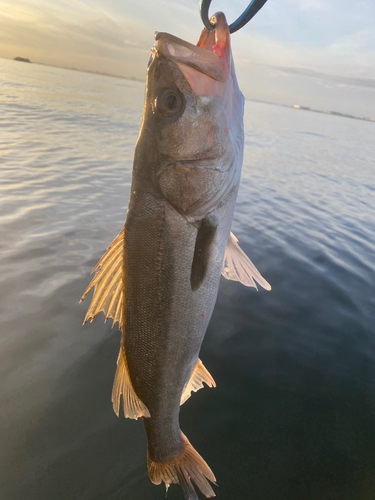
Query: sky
[[1, 0, 375, 116]]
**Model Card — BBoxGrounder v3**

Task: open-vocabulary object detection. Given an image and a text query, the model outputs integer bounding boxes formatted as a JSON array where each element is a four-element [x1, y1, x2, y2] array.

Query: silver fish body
[[82, 12, 270, 500]]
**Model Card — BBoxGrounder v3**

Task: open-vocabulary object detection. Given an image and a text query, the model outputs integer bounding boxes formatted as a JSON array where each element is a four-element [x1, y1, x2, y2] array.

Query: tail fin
[[147, 433, 216, 499]]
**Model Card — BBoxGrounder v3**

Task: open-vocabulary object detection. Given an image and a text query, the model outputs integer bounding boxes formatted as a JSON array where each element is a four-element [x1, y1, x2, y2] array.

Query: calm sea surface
[[0, 57, 374, 500]]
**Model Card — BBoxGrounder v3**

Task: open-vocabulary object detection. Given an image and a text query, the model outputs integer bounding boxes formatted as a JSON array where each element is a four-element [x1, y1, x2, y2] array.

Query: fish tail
[[147, 433, 216, 499]]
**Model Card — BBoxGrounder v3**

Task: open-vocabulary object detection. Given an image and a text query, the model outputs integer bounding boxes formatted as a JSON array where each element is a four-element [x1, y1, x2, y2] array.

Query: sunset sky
[[1, 0, 374, 115]]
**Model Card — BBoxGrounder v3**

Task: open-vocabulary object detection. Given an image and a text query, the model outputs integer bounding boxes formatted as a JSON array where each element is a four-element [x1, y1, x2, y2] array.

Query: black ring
[[200, 0, 268, 34]]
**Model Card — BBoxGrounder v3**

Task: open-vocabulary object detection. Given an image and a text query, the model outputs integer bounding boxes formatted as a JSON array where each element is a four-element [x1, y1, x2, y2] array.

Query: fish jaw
[[154, 12, 234, 97]]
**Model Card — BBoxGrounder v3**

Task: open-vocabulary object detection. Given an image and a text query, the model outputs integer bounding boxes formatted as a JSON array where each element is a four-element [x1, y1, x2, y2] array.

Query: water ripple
[[1, 57, 375, 500]]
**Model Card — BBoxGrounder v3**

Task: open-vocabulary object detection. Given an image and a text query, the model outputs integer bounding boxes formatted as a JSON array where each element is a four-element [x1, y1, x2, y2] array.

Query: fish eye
[[155, 88, 185, 118]]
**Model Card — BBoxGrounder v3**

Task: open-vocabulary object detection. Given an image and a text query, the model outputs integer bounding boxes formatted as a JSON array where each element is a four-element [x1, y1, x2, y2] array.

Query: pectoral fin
[[181, 359, 216, 405], [191, 217, 217, 291], [221, 232, 271, 291], [80, 226, 124, 329]]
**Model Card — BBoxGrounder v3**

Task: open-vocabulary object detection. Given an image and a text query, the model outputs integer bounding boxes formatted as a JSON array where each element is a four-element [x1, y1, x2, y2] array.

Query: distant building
[[293, 105, 310, 111], [14, 57, 31, 63]]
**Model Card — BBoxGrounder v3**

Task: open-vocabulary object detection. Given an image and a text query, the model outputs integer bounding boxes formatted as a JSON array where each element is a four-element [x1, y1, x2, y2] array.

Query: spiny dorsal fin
[[112, 346, 150, 420], [80, 226, 124, 329], [147, 432, 216, 498], [180, 359, 216, 405], [221, 232, 271, 291]]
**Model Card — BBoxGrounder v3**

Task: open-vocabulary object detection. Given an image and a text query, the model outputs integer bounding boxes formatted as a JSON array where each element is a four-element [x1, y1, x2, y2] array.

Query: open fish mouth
[[154, 12, 230, 88]]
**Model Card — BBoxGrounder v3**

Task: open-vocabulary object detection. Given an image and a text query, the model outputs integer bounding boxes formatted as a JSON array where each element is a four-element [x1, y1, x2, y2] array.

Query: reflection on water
[[0, 57, 375, 500]]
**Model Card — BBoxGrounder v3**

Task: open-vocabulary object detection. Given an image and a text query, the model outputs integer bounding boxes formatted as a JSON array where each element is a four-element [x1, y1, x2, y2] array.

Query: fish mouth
[[154, 12, 230, 85]]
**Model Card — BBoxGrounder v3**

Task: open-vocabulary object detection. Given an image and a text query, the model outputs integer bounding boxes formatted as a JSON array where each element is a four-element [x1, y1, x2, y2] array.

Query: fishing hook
[[200, 0, 268, 34]]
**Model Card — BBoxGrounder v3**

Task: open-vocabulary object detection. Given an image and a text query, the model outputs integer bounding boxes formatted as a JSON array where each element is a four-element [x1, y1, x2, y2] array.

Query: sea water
[[0, 57, 374, 500]]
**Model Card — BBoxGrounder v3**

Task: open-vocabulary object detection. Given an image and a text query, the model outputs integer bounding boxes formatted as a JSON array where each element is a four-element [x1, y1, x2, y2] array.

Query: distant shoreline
[[14, 56, 31, 63], [1, 56, 144, 83], [34, 59, 145, 83], [246, 99, 375, 124], [1, 56, 374, 123]]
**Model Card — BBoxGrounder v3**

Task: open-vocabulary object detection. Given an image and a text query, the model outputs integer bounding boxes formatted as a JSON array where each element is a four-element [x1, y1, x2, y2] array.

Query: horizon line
[[2, 56, 374, 123]]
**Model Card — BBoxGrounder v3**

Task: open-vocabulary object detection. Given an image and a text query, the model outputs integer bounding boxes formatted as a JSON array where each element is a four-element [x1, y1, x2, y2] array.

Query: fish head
[[137, 12, 244, 220]]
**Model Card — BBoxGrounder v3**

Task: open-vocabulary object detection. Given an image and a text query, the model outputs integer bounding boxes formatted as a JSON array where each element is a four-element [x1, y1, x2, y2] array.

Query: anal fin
[[181, 359, 216, 405], [221, 232, 271, 291], [112, 346, 150, 420]]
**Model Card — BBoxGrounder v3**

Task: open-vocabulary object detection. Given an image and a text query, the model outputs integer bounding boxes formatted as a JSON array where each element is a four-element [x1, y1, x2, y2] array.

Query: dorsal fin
[[80, 226, 124, 329], [112, 346, 150, 420], [181, 359, 216, 405], [221, 232, 271, 291]]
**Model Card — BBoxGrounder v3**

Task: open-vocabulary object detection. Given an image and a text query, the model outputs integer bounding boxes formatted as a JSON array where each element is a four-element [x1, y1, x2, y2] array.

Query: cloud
[[295, 0, 329, 12], [272, 65, 375, 90], [123, 39, 139, 46], [1, 0, 375, 94], [329, 28, 375, 54]]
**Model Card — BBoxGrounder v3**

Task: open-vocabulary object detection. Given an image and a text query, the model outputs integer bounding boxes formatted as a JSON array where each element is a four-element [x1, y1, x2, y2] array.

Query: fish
[[81, 12, 271, 500]]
